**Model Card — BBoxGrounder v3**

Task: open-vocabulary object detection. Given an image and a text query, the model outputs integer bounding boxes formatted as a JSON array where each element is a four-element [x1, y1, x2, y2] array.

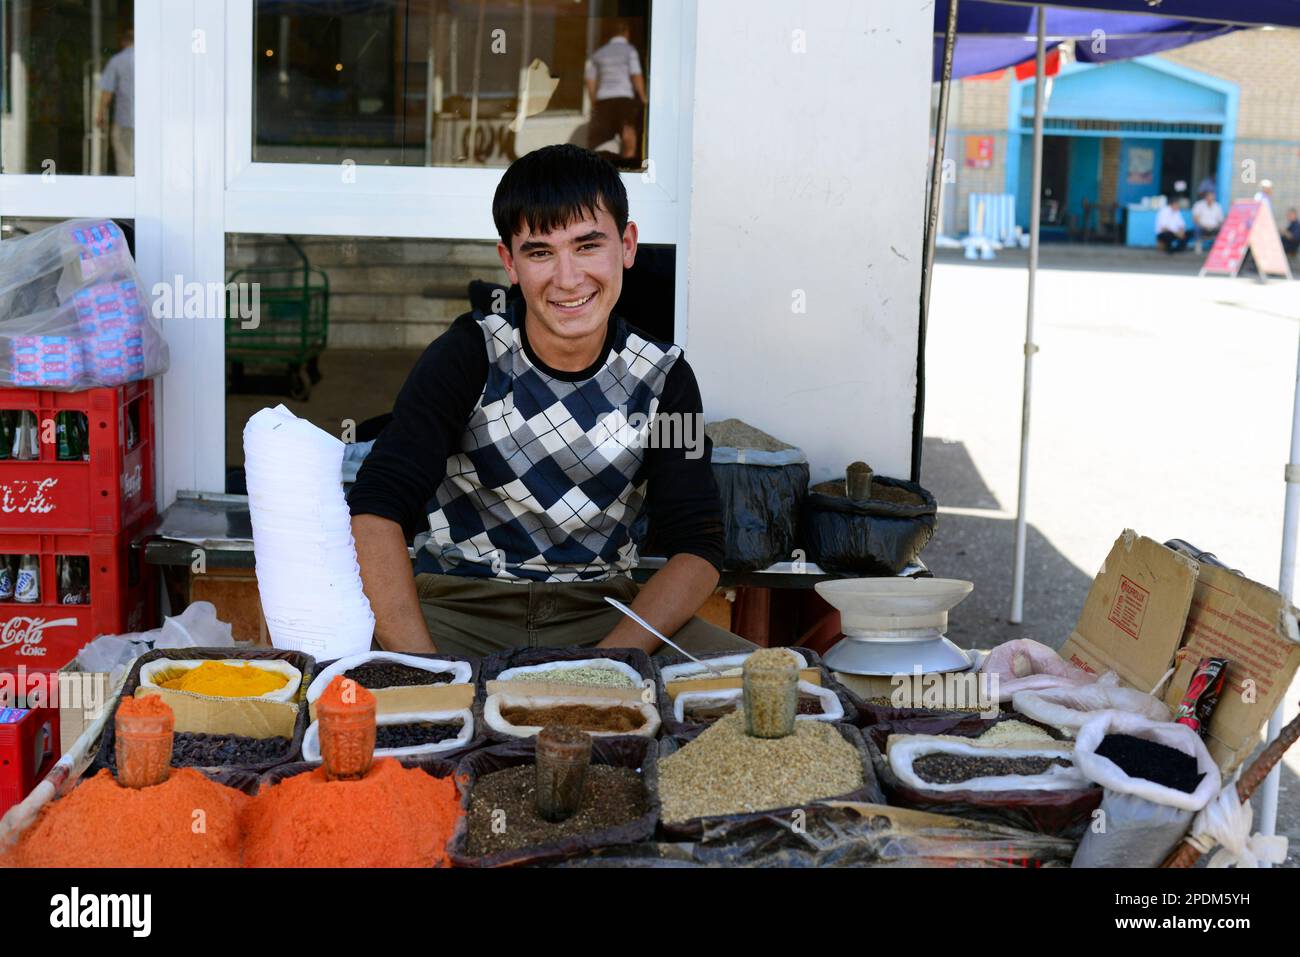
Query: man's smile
[[549, 291, 597, 311]]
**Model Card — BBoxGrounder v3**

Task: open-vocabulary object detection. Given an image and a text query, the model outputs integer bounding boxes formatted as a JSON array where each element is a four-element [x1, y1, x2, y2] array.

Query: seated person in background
[[348, 144, 754, 661], [1191, 190, 1224, 251], [1282, 208, 1300, 256], [1156, 199, 1188, 253]]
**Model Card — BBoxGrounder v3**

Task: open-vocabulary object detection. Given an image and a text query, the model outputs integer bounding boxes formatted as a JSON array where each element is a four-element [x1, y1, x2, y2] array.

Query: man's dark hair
[[492, 144, 628, 251]]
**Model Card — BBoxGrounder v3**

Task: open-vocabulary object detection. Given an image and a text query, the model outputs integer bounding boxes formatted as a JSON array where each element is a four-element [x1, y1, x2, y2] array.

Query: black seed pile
[[1095, 733, 1205, 794], [913, 753, 1073, 785], [375, 721, 463, 749], [341, 661, 455, 689], [106, 732, 292, 770]]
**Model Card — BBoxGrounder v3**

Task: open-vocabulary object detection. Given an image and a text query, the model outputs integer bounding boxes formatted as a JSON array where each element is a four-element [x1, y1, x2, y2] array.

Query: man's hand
[[352, 513, 438, 654], [596, 553, 720, 655]]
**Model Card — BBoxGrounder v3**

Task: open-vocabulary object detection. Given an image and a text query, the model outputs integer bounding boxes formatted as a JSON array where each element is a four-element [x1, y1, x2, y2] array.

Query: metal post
[[1010, 8, 1047, 625], [1260, 330, 1300, 851], [913, 0, 960, 484]]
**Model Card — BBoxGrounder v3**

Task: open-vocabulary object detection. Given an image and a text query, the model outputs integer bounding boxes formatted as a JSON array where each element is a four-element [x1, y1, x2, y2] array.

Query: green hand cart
[[225, 236, 329, 400]]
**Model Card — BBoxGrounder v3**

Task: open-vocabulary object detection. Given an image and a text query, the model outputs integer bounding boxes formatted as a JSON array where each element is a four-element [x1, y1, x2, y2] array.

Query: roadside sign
[[1200, 199, 1293, 280]]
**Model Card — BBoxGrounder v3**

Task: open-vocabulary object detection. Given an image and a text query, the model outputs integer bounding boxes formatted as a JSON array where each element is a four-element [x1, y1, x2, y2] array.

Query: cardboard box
[[1058, 530, 1199, 693], [135, 686, 298, 739], [1058, 530, 1300, 775], [484, 679, 645, 705], [55, 660, 113, 756], [1161, 562, 1300, 774]]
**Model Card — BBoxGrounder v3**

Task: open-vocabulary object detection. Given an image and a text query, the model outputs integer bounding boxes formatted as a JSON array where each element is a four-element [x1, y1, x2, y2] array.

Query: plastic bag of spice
[[1070, 712, 1221, 868], [863, 715, 1102, 838], [93, 646, 316, 774], [654, 647, 860, 739], [483, 693, 660, 740], [449, 735, 659, 868], [800, 476, 937, 575], [302, 708, 480, 761]]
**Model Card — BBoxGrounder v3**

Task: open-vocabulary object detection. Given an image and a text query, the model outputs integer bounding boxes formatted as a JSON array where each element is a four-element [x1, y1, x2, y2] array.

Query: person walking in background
[[96, 27, 135, 175], [1155, 198, 1189, 253], [1191, 189, 1224, 253], [1254, 179, 1274, 211], [1283, 208, 1300, 256], [585, 19, 647, 167]]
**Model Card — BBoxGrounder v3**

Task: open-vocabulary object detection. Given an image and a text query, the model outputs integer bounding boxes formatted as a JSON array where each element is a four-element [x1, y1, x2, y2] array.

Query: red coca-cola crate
[[0, 701, 60, 817], [0, 509, 157, 672], [0, 380, 154, 535]]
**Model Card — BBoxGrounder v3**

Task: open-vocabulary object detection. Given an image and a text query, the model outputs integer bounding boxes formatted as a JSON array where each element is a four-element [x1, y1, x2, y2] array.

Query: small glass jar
[[534, 725, 592, 822], [115, 700, 174, 789], [317, 690, 377, 781], [743, 654, 798, 739]]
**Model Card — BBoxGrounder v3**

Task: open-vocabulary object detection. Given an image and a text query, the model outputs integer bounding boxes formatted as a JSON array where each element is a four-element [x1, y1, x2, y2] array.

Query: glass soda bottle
[[15, 555, 40, 604]]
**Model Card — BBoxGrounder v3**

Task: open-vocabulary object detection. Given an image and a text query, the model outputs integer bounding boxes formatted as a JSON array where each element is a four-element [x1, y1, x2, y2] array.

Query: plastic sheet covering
[[554, 803, 1077, 867], [802, 477, 937, 575], [0, 220, 168, 389]]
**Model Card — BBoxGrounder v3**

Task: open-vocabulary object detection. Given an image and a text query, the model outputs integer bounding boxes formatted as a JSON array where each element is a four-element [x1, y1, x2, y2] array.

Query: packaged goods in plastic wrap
[[0, 220, 168, 389]]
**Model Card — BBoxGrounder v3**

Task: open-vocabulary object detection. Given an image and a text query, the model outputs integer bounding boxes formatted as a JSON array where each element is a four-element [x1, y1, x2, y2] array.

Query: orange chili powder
[[1, 769, 247, 868], [117, 694, 175, 719], [318, 674, 376, 712], [243, 758, 462, 868]]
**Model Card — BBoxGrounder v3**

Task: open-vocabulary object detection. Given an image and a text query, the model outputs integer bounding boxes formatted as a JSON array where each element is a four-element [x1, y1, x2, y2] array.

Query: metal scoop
[[603, 596, 726, 677]]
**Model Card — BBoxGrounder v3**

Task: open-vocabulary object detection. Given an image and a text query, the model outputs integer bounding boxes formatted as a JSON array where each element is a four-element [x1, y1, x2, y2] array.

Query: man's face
[[498, 204, 637, 346], [1205, 192, 1216, 204]]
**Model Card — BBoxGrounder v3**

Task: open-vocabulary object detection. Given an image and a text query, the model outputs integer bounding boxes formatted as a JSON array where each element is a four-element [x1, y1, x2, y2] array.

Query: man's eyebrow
[[573, 230, 608, 243], [517, 238, 553, 252], [518, 230, 608, 252]]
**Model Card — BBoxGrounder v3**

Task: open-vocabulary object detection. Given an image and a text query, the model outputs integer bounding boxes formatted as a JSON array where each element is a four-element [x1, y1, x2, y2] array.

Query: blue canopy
[[933, 2, 1269, 81]]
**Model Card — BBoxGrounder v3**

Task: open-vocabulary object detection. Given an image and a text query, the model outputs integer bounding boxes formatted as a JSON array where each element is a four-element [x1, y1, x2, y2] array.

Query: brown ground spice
[[463, 764, 646, 857], [500, 703, 646, 733]]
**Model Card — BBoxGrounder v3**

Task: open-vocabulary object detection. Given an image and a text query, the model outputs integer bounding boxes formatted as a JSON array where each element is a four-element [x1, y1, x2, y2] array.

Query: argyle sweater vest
[[422, 308, 681, 582]]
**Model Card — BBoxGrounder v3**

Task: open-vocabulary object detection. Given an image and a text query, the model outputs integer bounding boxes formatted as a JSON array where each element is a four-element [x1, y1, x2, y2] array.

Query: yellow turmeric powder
[[159, 661, 290, 697]]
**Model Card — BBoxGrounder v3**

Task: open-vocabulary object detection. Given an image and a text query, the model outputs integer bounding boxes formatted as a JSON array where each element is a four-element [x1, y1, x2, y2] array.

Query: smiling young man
[[348, 144, 754, 660]]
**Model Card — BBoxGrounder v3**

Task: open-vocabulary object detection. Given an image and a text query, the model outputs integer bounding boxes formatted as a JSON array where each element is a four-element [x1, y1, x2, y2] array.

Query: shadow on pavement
[[922, 437, 1001, 510]]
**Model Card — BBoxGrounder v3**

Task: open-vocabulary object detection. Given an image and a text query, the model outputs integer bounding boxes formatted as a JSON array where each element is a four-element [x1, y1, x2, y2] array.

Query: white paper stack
[[242, 405, 375, 660]]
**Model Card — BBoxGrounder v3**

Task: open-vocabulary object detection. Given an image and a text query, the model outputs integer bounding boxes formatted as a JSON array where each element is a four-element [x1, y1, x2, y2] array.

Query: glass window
[[1, 1, 135, 175], [252, 0, 651, 170], [223, 232, 673, 476]]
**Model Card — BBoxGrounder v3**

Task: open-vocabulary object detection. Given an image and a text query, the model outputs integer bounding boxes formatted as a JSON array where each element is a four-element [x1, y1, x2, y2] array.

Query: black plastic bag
[[657, 722, 884, 841], [449, 735, 659, 867], [802, 476, 937, 574], [862, 715, 1100, 838], [94, 646, 317, 775], [710, 459, 809, 571]]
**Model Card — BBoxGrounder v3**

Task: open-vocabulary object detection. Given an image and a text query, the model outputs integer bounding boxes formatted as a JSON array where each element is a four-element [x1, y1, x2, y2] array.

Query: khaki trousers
[[415, 572, 755, 661], [110, 124, 134, 176]]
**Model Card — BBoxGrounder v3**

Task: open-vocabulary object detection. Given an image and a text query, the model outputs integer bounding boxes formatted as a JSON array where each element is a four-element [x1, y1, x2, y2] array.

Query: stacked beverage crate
[[0, 380, 157, 672]]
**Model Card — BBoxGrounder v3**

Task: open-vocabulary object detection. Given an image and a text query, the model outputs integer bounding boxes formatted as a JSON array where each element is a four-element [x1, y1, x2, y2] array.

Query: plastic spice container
[[534, 725, 592, 822], [742, 652, 798, 739], [317, 677, 377, 781], [115, 697, 175, 789]]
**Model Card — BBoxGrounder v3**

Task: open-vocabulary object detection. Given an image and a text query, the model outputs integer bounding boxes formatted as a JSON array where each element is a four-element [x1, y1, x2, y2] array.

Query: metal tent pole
[[1260, 333, 1300, 851], [1009, 7, 1047, 625], [913, 0, 960, 484]]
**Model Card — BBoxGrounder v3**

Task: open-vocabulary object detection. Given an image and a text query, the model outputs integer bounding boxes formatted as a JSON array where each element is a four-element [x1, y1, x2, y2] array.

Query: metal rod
[[1010, 7, 1047, 625], [1260, 322, 1300, 851], [913, 0, 960, 484]]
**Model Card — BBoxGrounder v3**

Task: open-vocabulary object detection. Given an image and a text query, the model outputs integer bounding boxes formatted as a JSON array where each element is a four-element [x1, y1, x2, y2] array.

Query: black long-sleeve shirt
[[348, 297, 723, 581]]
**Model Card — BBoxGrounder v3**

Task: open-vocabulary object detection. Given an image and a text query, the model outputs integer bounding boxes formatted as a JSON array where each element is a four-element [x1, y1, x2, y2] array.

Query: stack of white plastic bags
[[243, 405, 374, 661]]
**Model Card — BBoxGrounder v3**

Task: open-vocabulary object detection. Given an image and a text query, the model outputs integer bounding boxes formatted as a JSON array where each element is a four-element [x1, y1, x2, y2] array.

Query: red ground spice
[[242, 758, 462, 867], [117, 694, 175, 719], [1, 769, 247, 868]]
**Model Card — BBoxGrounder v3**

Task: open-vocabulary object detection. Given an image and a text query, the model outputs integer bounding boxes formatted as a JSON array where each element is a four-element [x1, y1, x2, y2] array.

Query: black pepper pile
[[107, 732, 291, 770], [375, 721, 463, 749], [463, 764, 646, 856], [1095, 733, 1205, 793], [912, 753, 1073, 785], [341, 662, 454, 688]]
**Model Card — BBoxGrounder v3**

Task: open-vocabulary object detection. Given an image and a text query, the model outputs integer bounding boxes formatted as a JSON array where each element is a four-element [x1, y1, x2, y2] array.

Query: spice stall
[[3, 524, 1297, 869]]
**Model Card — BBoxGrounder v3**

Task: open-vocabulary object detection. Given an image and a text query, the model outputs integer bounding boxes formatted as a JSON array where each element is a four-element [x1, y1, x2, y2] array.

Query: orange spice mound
[[243, 758, 461, 868], [1, 769, 247, 868], [117, 694, 174, 719], [319, 674, 375, 711]]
